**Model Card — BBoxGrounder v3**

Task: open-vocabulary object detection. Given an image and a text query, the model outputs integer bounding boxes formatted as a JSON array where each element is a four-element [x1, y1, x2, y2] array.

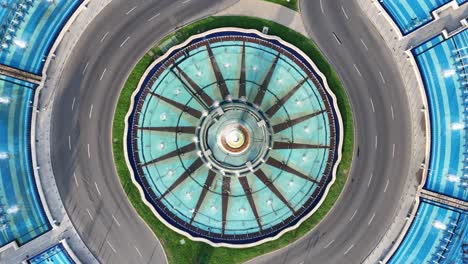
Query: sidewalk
[[216, 0, 308, 37]]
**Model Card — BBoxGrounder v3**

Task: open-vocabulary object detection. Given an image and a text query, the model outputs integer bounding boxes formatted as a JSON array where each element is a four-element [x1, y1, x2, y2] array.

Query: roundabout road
[[253, 1, 414, 263], [50, 0, 414, 263], [50, 0, 237, 263]]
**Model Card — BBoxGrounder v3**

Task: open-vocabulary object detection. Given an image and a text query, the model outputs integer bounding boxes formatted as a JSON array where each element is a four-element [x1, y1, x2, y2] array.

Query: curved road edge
[[48, 0, 238, 263]]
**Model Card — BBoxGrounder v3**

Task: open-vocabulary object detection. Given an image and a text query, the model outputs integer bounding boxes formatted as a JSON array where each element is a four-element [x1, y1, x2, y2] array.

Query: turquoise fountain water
[[128, 30, 340, 245]]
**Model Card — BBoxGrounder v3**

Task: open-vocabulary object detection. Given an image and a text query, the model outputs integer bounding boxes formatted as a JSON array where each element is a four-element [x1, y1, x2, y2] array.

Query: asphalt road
[[49, 0, 237, 263], [251, 1, 414, 263], [49, 0, 415, 263]]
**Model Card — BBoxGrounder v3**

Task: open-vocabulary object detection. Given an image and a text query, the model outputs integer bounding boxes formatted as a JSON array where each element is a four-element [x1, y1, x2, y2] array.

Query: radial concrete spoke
[[206, 44, 229, 98], [150, 92, 202, 118], [142, 143, 196, 167], [254, 169, 295, 212], [272, 109, 326, 133], [160, 158, 204, 199], [138, 126, 197, 134], [265, 77, 307, 118], [266, 157, 319, 184], [253, 53, 281, 106], [239, 176, 263, 231]]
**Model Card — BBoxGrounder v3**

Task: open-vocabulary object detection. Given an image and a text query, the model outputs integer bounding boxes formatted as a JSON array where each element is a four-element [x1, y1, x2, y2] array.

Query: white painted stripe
[[379, 71, 386, 84], [344, 244, 354, 255], [120, 36, 130, 47], [107, 240, 117, 253], [86, 208, 93, 220], [391, 105, 395, 120], [100, 32, 109, 43], [182, 0, 191, 4], [135, 246, 143, 257], [360, 38, 368, 51], [333, 33, 341, 45], [349, 209, 357, 222], [82, 62, 89, 75], [384, 179, 389, 193], [353, 64, 362, 77], [68, 135, 72, 150], [375, 135, 378, 149], [368, 213, 376, 225], [320, 0, 324, 14], [112, 214, 121, 226], [148, 13, 160, 22], [392, 143, 395, 158], [71, 97, 76, 111], [100, 68, 107, 81], [89, 104, 93, 119], [74, 172, 79, 187], [87, 144, 91, 159], [370, 97, 375, 113], [368, 172, 373, 187], [94, 182, 101, 196], [126, 6, 137, 15], [324, 240, 335, 249], [341, 6, 349, 20]]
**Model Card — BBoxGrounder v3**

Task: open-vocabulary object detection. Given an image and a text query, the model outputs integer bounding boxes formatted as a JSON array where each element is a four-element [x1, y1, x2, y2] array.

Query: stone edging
[[123, 27, 345, 248]]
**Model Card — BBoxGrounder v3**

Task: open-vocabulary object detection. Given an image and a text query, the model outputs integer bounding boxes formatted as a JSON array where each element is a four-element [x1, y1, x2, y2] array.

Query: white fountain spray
[[0, 152, 9, 160], [433, 220, 447, 230], [0, 96, 11, 104]]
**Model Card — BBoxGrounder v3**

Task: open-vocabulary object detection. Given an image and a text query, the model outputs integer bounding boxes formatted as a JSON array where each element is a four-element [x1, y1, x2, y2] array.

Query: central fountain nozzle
[[219, 124, 250, 154]]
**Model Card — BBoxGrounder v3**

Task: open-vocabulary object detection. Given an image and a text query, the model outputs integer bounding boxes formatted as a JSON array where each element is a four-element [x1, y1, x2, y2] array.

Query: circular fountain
[[126, 29, 342, 246]]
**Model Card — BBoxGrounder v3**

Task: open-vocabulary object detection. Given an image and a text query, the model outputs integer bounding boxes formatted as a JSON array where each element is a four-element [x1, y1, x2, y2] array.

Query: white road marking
[[94, 182, 101, 196], [71, 97, 76, 111], [344, 244, 354, 255], [74, 172, 79, 187], [324, 240, 335, 249], [100, 68, 107, 81], [126, 6, 137, 15], [135, 246, 143, 257], [349, 209, 357, 222], [384, 179, 389, 193], [392, 143, 395, 158], [120, 36, 130, 47], [89, 104, 93, 119], [112, 214, 121, 226], [320, 0, 324, 14], [370, 97, 375, 113], [100, 32, 109, 43], [368, 172, 373, 187], [82, 62, 89, 75], [86, 208, 93, 220], [182, 0, 191, 4], [148, 13, 160, 22], [332, 33, 342, 45], [391, 105, 395, 120], [375, 135, 378, 149], [368, 213, 376, 225], [341, 6, 349, 20], [360, 38, 368, 51], [353, 64, 362, 77], [379, 71, 386, 84], [87, 144, 91, 159], [68, 135, 72, 150], [107, 240, 117, 253]]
